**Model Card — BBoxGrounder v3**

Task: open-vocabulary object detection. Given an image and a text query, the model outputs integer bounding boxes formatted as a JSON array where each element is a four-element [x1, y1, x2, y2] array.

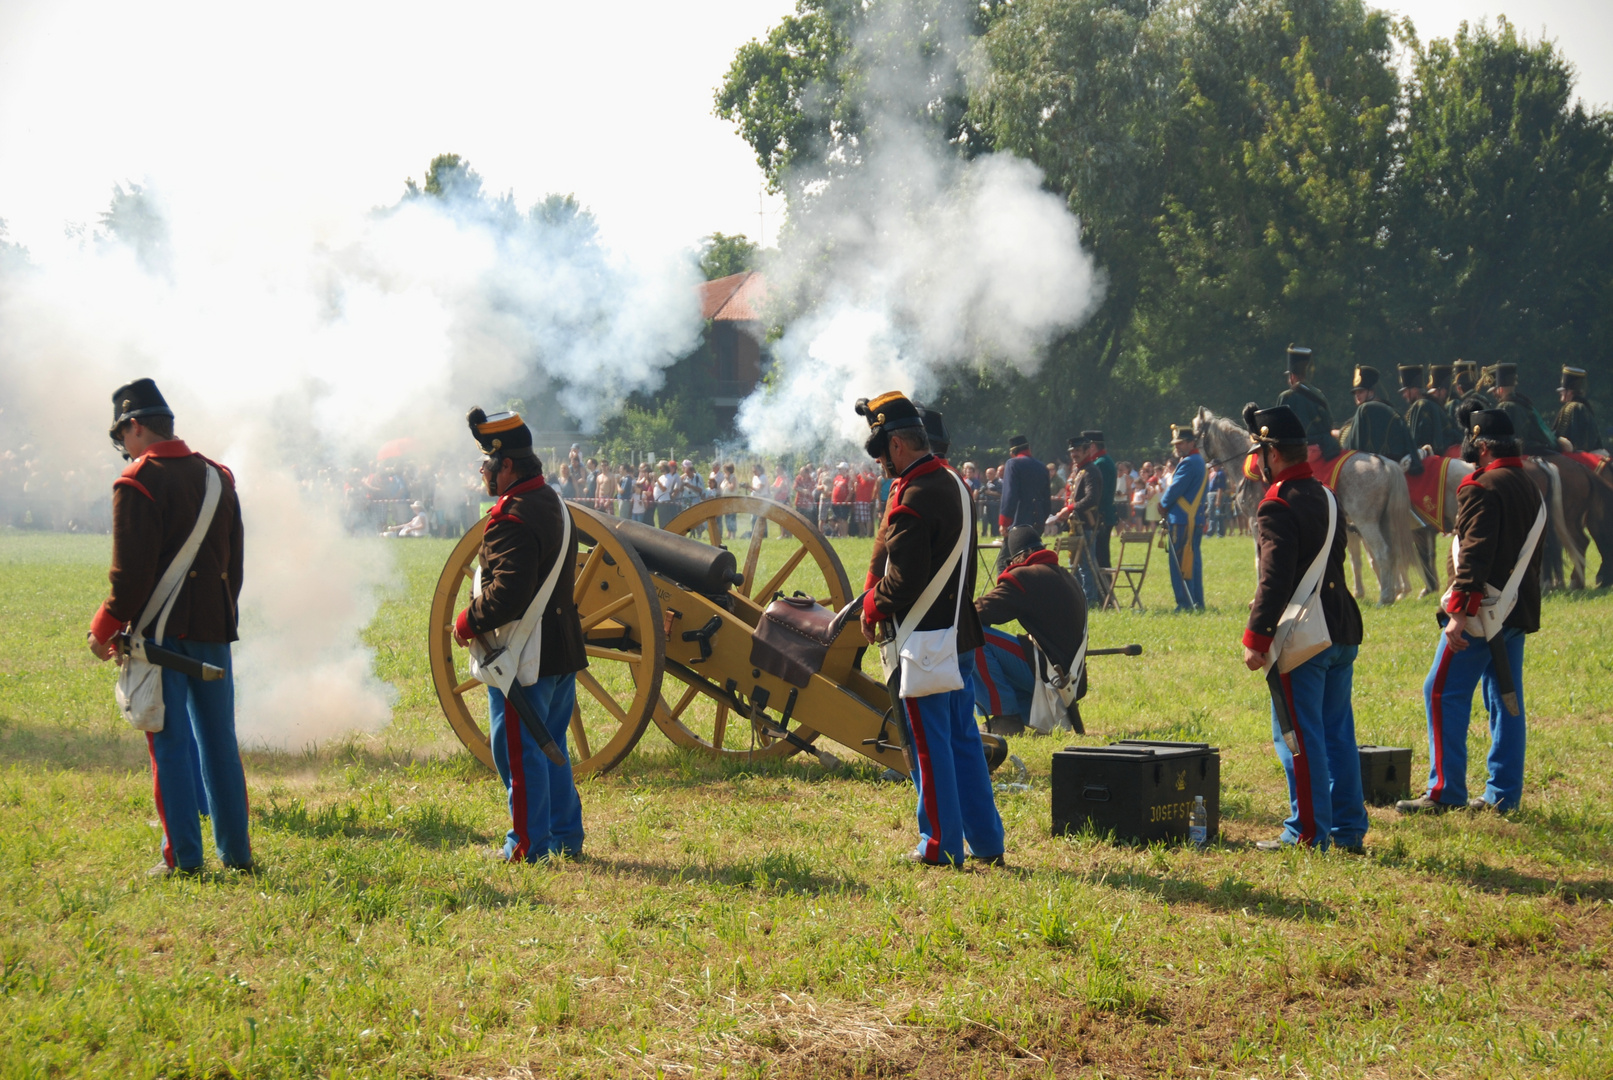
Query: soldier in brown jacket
[[856, 391, 1003, 868], [87, 379, 252, 877], [1399, 406, 1544, 815], [453, 409, 587, 862]]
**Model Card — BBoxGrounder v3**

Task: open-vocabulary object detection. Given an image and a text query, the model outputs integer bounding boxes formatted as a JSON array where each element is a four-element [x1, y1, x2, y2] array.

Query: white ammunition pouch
[[1027, 622, 1087, 735], [116, 465, 222, 732], [1264, 486, 1337, 675], [879, 471, 973, 698], [1442, 498, 1546, 641], [469, 506, 571, 693]]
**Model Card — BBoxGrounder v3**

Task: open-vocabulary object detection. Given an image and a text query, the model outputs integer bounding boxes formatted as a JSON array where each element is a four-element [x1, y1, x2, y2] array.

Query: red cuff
[[998, 514, 1011, 528], [862, 588, 886, 623], [90, 603, 125, 645], [1445, 591, 1482, 616], [864, 570, 879, 591], [455, 608, 473, 640], [1242, 628, 1273, 652]]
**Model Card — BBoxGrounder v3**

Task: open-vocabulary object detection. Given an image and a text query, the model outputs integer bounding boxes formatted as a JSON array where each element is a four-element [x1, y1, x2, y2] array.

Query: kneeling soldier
[[455, 409, 588, 862], [1399, 407, 1545, 814], [857, 391, 1004, 867], [1240, 404, 1367, 852], [972, 526, 1089, 736], [88, 379, 252, 877]]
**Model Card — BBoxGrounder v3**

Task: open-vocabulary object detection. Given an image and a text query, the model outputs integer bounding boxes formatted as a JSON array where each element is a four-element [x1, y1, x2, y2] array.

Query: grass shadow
[[256, 797, 494, 849], [586, 852, 867, 897], [1376, 850, 1613, 901]]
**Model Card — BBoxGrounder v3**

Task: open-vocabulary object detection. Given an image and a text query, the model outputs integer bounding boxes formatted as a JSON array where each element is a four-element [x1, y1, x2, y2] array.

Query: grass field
[[0, 524, 1610, 1078]]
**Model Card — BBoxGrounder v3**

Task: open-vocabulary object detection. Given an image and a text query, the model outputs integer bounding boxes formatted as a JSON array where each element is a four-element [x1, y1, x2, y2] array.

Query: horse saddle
[[750, 594, 860, 688]]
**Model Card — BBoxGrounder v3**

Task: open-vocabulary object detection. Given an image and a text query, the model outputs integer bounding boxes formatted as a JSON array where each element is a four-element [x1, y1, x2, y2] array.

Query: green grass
[[0, 526, 1610, 1078]]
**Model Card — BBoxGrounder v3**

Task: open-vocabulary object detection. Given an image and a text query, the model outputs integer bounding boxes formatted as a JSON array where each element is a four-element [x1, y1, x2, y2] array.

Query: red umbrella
[[377, 437, 419, 461]]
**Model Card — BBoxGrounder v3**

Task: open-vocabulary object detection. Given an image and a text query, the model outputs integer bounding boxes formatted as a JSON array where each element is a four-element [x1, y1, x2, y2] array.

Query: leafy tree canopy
[[697, 233, 759, 280]]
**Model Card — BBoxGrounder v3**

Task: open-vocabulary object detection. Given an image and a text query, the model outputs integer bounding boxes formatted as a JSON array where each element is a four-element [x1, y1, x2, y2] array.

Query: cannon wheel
[[428, 502, 664, 777], [655, 497, 855, 762]]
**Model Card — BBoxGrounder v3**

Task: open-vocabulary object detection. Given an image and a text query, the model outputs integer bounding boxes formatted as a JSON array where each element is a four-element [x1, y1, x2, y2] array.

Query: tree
[[697, 233, 758, 280]]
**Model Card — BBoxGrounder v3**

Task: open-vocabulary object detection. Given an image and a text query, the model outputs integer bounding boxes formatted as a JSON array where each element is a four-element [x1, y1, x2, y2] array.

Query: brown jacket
[[1446, 458, 1544, 633], [975, 550, 1087, 680], [862, 455, 983, 653], [1243, 463, 1363, 653], [90, 440, 244, 645], [457, 476, 587, 678]]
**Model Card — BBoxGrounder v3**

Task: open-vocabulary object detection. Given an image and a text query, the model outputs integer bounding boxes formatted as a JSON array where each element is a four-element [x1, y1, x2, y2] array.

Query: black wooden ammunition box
[[1358, 745, 1412, 805], [1051, 740, 1220, 844]]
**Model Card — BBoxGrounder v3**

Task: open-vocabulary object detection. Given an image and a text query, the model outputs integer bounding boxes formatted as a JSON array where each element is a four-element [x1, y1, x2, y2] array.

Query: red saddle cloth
[[1565, 450, 1609, 473], [1404, 455, 1454, 531]]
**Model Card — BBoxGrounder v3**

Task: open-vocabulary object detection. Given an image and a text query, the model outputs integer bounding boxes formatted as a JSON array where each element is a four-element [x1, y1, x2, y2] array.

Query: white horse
[[1194, 407, 1421, 605]]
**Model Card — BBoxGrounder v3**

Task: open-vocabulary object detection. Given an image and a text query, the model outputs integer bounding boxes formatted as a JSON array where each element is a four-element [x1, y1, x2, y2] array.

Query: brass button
[[188, 570, 197, 578], [221, 572, 228, 580]]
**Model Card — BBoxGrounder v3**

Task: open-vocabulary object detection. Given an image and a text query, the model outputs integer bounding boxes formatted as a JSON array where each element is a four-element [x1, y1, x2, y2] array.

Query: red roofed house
[[696, 271, 767, 428]]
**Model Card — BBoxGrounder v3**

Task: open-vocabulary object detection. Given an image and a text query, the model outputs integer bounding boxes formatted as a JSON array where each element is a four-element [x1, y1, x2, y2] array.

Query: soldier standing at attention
[[857, 391, 1003, 868], [1342, 365, 1421, 472], [1399, 364, 1443, 455], [1486, 364, 1558, 456], [454, 409, 588, 863], [1399, 407, 1545, 815], [1240, 404, 1366, 851], [995, 434, 1050, 573], [1451, 360, 1479, 406], [1278, 345, 1342, 458], [1553, 366, 1602, 453], [1161, 422, 1207, 611], [87, 379, 253, 877]]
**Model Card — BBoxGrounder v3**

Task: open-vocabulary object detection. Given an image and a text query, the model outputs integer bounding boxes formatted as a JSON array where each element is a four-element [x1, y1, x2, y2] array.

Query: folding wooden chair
[[1107, 521, 1158, 611]]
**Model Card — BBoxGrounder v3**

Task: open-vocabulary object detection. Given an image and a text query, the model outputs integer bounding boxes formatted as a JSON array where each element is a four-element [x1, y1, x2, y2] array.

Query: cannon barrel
[[597, 516, 744, 595]]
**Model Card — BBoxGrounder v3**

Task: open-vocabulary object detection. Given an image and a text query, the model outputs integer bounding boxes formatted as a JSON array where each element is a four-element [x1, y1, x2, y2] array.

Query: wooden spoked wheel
[[428, 501, 664, 777], [656, 497, 855, 762]]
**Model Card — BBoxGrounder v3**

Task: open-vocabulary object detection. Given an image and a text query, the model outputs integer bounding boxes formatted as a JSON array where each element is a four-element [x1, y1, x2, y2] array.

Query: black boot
[[984, 714, 1025, 736]]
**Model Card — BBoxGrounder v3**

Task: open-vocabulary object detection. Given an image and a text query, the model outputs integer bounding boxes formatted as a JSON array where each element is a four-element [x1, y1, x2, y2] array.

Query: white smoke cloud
[[736, 1, 1101, 453], [0, 175, 702, 751]]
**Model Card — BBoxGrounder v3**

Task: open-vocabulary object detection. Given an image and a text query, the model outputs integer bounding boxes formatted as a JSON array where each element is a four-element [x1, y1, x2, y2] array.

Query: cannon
[[429, 496, 1129, 778]]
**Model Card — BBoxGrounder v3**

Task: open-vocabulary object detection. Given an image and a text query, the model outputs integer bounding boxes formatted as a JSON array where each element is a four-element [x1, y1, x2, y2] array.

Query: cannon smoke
[[0, 179, 701, 751], [735, 0, 1101, 455]]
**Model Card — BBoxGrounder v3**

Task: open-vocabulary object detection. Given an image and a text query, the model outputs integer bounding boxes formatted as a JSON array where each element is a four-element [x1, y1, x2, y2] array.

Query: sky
[[0, 0, 1606, 265]]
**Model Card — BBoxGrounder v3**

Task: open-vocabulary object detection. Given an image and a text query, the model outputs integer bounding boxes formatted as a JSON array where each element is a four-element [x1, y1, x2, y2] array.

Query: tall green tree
[[697, 233, 759, 280]]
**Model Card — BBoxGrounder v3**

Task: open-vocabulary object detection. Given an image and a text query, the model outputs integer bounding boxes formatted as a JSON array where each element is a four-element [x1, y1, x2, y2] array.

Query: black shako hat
[[1286, 345, 1314, 378], [1427, 364, 1453, 391], [1170, 421, 1196, 445], [1007, 434, 1030, 453], [1353, 365, 1381, 391], [109, 378, 174, 440], [1486, 362, 1518, 388], [1458, 405, 1515, 440], [855, 391, 925, 459], [919, 406, 949, 456], [467, 407, 536, 458], [1080, 430, 1105, 445], [1004, 525, 1045, 563], [1067, 434, 1090, 453], [1242, 402, 1308, 447], [1398, 364, 1424, 390], [1453, 359, 1478, 384], [1560, 365, 1588, 392]]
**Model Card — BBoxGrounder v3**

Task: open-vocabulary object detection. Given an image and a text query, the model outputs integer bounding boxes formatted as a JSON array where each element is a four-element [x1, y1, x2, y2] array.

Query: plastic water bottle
[[1189, 795, 1208, 847]]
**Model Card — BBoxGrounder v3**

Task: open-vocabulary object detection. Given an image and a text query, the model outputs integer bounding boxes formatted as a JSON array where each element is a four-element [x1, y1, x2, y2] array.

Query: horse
[[1194, 407, 1420, 605], [1404, 451, 1613, 592]]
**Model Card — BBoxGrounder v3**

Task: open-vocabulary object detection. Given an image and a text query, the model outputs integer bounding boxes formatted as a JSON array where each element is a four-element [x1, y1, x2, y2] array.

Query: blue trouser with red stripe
[[905, 653, 1005, 865], [145, 638, 252, 870], [1269, 643, 1368, 849], [489, 672, 584, 862], [971, 629, 1035, 720], [1423, 626, 1527, 811]]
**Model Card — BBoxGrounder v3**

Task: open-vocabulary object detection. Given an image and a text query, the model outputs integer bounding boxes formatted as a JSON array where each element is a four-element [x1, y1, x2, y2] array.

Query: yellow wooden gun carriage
[[428, 496, 1011, 776]]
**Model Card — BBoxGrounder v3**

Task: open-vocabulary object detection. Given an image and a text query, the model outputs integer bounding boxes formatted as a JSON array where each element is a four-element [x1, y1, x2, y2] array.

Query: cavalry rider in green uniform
[[1399, 364, 1443, 455], [1342, 365, 1421, 472], [1554, 366, 1602, 453], [1426, 364, 1464, 454], [1278, 345, 1342, 458], [1487, 364, 1558, 456]]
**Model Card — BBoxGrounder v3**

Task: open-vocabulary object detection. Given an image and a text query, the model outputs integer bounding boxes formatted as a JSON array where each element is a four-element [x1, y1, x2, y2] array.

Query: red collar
[[1011, 449, 1029, 457], [493, 474, 547, 513], [1270, 461, 1312, 486], [999, 548, 1058, 582], [141, 439, 193, 459], [1459, 456, 1524, 489]]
